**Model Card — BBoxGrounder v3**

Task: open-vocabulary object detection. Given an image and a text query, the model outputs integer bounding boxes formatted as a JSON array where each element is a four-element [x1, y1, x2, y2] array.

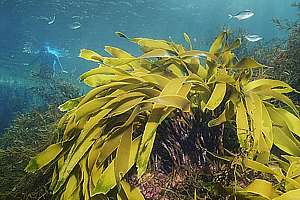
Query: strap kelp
[[26, 31, 300, 200]]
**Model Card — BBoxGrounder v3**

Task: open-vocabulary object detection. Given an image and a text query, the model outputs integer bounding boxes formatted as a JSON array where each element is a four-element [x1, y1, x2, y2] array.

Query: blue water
[[0, 0, 299, 132]]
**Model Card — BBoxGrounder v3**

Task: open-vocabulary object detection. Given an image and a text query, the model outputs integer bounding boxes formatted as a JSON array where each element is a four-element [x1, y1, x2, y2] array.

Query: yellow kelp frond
[[79, 49, 104, 62], [25, 143, 63, 173]]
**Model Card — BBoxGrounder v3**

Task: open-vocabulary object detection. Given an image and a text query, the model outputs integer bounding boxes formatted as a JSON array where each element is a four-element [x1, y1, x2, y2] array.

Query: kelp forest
[[0, 3, 300, 200]]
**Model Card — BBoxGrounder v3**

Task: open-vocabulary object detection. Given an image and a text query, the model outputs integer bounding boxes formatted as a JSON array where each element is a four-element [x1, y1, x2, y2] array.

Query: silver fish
[[37, 16, 49, 21], [72, 15, 82, 19], [229, 10, 254, 20], [244, 34, 263, 42], [48, 15, 56, 25], [69, 22, 81, 29]]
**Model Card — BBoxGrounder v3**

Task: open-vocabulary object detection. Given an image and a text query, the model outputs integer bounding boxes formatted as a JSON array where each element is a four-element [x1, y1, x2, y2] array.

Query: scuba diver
[[30, 46, 68, 79]]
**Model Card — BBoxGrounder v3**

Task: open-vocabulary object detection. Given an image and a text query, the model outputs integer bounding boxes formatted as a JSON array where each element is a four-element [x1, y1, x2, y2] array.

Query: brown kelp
[[26, 31, 300, 199]]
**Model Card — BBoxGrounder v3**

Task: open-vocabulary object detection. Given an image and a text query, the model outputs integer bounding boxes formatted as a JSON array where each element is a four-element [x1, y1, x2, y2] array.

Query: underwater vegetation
[[272, 2, 300, 30], [0, 76, 81, 200], [239, 5, 300, 103], [24, 29, 300, 200], [0, 107, 61, 200], [0, 74, 80, 134], [29, 75, 82, 107], [0, 84, 30, 133], [281, 24, 300, 88]]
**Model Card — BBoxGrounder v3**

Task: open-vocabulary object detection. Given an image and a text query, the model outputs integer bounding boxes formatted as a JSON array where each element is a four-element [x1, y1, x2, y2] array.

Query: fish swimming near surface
[[69, 22, 81, 29], [228, 10, 254, 20], [37, 16, 49, 21], [244, 34, 263, 42]]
